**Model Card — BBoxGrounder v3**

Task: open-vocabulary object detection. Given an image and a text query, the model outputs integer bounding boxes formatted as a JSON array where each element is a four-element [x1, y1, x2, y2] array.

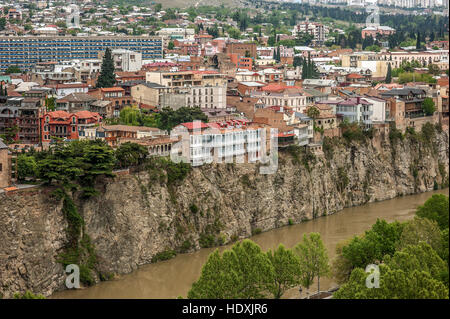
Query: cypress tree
[[385, 63, 392, 84], [416, 31, 421, 50], [96, 48, 116, 88], [302, 59, 308, 80], [307, 52, 313, 79]]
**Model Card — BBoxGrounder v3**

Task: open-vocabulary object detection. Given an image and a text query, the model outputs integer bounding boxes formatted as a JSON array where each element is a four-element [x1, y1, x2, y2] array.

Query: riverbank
[[51, 188, 449, 299], [1, 129, 448, 298]]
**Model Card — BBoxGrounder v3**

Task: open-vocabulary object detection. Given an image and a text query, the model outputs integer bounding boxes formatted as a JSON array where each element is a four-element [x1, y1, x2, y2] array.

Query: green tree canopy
[[398, 217, 443, 252], [17, 154, 37, 181], [416, 194, 449, 230], [158, 107, 208, 132], [188, 240, 274, 299], [334, 243, 449, 299], [266, 244, 302, 299], [422, 97, 436, 116], [341, 219, 403, 269], [115, 142, 148, 169], [294, 232, 330, 293], [5, 65, 21, 74]]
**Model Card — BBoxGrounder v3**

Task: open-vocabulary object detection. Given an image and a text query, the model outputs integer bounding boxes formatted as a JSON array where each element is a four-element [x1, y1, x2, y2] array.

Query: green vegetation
[[385, 63, 392, 84], [266, 245, 303, 299], [285, 145, 316, 171], [416, 194, 449, 231], [115, 142, 148, 169], [158, 107, 208, 131], [339, 120, 371, 143], [96, 48, 116, 88], [188, 240, 303, 299], [110, 106, 208, 132], [145, 156, 191, 187], [151, 249, 177, 263], [422, 97, 436, 116], [189, 203, 199, 214], [301, 53, 319, 80], [16, 154, 37, 182], [336, 167, 349, 193], [252, 228, 262, 235], [294, 232, 330, 294], [398, 72, 437, 84], [189, 233, 330, 299], [333, 194, 449, 298], [13, 291, 45, 299], [4, 65, 21, 74], [55, 191, 98, 286]]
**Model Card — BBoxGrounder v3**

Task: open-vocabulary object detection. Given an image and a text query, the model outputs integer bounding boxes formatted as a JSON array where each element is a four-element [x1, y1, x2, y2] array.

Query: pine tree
[[385, 63, 392, 84], [96, 48, 116, 88]]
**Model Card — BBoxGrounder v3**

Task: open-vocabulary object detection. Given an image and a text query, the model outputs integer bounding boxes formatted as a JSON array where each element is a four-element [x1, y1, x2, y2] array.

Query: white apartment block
[[251, 91, 308, 113], [157, 28, 195, 41], [172, 121, 265, 167], [292, 22, 328, 45], [352, 0, 440, 7], [110, 49, 142, 72], [159, 85, 227, 110]]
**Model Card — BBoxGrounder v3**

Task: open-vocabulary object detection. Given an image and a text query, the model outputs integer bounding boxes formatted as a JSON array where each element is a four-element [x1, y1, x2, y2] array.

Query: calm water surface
[[52, 189, 449, 299]]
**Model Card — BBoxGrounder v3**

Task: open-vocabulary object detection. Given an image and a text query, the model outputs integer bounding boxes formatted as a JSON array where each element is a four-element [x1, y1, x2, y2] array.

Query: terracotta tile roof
[[100, 87, 125, 92], [75, 110, 101, 119], [179, 122, 209, 130], [347, 73, 365, 79]]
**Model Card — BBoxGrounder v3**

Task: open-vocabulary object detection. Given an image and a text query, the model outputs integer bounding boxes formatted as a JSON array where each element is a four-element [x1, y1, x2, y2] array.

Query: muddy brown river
[[52, 189, 449, 299]]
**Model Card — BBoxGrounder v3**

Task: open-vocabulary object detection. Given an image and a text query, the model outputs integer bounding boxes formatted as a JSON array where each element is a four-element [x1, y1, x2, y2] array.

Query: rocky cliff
[[0, 129, 449, 298]]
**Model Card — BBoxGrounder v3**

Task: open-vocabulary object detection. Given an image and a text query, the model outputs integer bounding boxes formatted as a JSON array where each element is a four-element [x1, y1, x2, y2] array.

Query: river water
[[52, 189, 449, 299]]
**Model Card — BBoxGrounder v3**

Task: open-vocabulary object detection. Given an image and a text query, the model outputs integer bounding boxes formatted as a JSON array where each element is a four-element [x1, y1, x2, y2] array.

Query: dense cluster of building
[[0, 0, 449, 188]]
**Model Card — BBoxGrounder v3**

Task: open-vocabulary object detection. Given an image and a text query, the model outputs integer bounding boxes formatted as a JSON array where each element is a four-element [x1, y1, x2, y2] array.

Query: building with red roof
[[40, 110, 101, 144]]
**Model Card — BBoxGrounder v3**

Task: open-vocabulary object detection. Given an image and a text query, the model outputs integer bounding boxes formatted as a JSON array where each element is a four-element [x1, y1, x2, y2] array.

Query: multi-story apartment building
[[251, 84, 308, 113], [0, 96, 43, 145], [376, 0, 440, 8], [292, 22, 328, 46], [376, 51, 446, 69], [380, 88, 427, 118], [0, 36, 163, 72], [157, 28, 195, 41], [98, 49, 142, 72], [88, 87, 133, 116], [225, 42, 257, 59], [172, 120, 265, 167], [131, 82, 227, 110], [323, 97, 373, 127], [145, 70, 227, 88]]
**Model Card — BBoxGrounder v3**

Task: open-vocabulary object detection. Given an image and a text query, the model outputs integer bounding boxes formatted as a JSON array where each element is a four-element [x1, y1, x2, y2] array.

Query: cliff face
[[0, 130, 448, 298]]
